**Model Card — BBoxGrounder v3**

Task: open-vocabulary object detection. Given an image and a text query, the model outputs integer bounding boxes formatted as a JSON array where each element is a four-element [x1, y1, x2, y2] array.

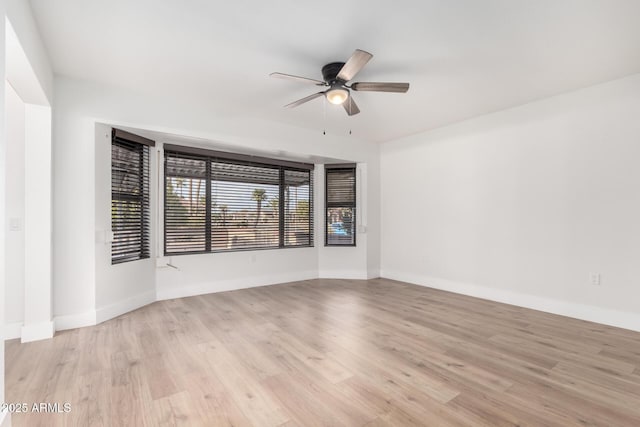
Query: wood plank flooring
[[6, 278, 640, 426]]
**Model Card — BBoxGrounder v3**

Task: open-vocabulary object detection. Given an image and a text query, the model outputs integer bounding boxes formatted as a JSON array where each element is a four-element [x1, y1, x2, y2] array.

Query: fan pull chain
[[348, 97, 352, 135], [323, 96, 327, 135]]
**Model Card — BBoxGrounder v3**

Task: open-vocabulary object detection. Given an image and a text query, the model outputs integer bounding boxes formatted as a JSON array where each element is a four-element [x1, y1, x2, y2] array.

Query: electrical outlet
[[590, 273, 601, 286]]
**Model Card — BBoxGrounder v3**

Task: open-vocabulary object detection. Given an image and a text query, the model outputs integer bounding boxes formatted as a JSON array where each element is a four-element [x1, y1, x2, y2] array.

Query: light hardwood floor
[[6, 278, 640, 426]]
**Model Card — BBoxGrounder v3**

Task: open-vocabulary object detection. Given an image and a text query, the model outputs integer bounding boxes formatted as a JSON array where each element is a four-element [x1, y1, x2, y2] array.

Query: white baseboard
[[157, 270, 318, 300], [4, 322, 22, 340], [318, 270, 369, 280], [0, 410, 11, 427], [96, 290, 156, 324], [54, 310, 97, 331], [381, 270, 640, 332], [20, 320, 55, 343], [54, 291, 156, 331]]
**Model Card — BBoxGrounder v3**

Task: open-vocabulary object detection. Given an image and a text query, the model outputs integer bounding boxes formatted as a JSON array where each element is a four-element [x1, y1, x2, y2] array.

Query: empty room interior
[[2, 0, 640, 426]]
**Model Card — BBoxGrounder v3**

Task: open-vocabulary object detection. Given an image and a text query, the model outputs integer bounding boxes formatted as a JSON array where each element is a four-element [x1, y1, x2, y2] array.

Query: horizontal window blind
[[284, 169, 313, 247], [164, 148, 313, 255], [325, 165, 356, 246], [111, 132, 152, 263], [165, 154, 208, 254], [211, 160, 280, 251]]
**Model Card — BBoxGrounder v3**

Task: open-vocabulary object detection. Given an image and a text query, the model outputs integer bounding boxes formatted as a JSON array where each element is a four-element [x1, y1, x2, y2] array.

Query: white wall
[[365, 154, 381, 279], [54, 76, 380, 326], [52, 110, 96, 328], [22, 103, 53, 341], [381, 73, 640, 331], [157, 248, 319, 300], [4, 82, 24, 332]]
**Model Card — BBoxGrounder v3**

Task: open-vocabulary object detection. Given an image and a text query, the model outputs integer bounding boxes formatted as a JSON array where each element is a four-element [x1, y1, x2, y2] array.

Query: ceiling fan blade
[[270, 72, 326, 86], [337, 49, 373, 82], [351, 82, 410, 93], [343, 96, 360, 116], [284, 91, 325, 108]]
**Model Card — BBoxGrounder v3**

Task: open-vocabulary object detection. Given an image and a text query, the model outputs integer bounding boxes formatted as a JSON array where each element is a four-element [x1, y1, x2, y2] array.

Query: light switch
[[9, 218, 21, 231]]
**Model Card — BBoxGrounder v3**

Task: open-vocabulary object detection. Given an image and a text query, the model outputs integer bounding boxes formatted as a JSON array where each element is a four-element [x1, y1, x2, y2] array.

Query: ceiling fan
[[270, 49, 410, 116]]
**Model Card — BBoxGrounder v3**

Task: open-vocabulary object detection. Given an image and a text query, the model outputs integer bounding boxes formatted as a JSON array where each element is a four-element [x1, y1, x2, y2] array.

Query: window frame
[[325, 164, 357, 247], [163, 145, 314, 256], [111, 129, 154, 264]]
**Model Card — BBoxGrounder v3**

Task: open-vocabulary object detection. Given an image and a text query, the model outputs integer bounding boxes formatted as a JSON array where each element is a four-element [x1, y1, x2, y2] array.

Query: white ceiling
[[30, 0, 640, 143]]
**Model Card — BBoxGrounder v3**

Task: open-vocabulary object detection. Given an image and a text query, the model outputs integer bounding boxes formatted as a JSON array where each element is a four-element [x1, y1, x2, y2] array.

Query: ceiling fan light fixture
[[326, 87, 349, 105]]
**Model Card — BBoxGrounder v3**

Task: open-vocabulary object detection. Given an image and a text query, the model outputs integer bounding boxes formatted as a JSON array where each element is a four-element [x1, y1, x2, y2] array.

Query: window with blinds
[[325, 164, 356, 246], [164, 145, 313, 255], [111, 129, 153, 264]]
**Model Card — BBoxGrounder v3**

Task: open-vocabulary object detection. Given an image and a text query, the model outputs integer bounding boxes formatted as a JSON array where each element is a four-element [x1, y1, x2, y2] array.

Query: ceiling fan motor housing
[[322, 62, 346, 84]]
